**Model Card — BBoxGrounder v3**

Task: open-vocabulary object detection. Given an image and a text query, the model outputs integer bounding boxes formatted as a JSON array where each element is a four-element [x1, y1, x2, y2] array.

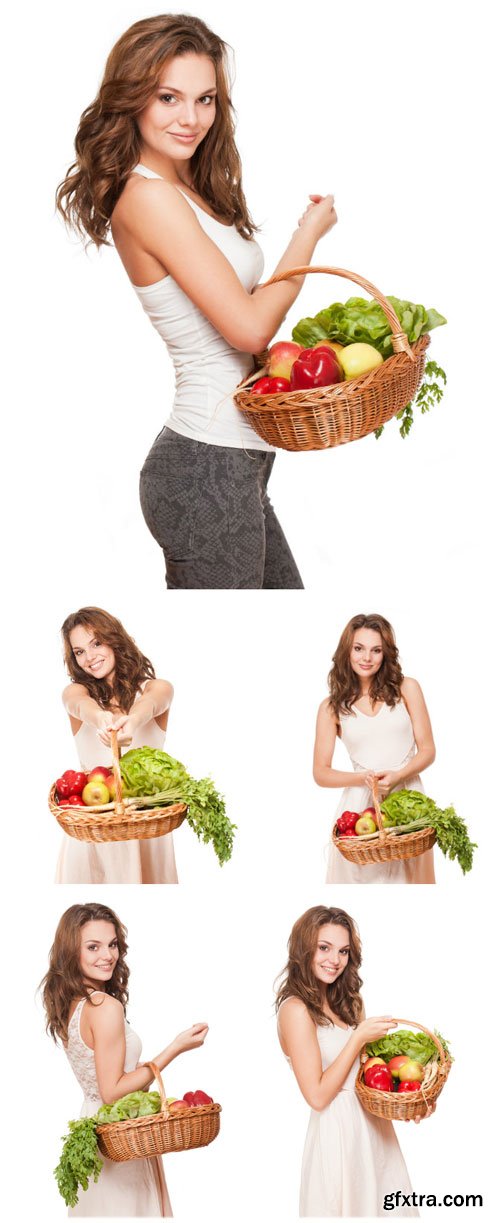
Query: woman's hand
[[172, 1023, 209, 1056], [99, 713, 137, 747], [357, 1016, 397, 1044], [356, 770, 377, 790], [298, 194, 337, 239], [406, 1101, 436, 1124], [375, 770, 402, 798]]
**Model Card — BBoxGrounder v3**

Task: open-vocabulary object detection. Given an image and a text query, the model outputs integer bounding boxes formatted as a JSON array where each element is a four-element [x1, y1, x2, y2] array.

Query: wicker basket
[[234, 265, 430, 451], [355, 1019, 451, 1121], [97, 1062, 221, 1161], [49, 731, 187, 843], [332, 780, 436, 865]]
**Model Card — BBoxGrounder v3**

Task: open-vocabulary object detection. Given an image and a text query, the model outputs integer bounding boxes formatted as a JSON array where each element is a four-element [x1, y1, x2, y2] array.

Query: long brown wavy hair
[[275, 906, 363, 1029], [40, 903, 130, 1044], [61, 606, 155, 713], [328, 613, 404, 717], [56, 13, 256, 246]]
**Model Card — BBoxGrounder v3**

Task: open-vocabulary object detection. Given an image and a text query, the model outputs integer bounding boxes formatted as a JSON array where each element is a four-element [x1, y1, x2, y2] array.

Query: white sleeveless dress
[[64, 996, 171, 1217], [55, 713, 178, 885], [282, 1013, 419, 1217], [130, 164, 270, 450], [326, 701, 435, 885]]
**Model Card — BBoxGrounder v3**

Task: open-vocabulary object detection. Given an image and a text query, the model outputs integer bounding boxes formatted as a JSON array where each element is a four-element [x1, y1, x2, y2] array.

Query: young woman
[[41, 902, 209, 1217], [276, 905, 425, 1217], [56, 13, 337, 589], [55, 606, 177, 885], [313, 613, 436, 884]]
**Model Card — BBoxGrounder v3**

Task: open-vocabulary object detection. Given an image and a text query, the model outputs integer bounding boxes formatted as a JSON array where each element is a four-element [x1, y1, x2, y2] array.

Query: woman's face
[[312, 923, 350, 987], [69, 625, 116, 682], [79, 921, 120, 986], [349, 627, 384, 680], [137, 53, 217, 163]]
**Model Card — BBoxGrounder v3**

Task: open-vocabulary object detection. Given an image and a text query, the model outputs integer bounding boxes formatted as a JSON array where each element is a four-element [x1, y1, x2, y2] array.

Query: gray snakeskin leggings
[[140, 428, 304, 589]]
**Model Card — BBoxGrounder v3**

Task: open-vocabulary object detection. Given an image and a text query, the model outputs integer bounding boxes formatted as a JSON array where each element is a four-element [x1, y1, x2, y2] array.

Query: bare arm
[[114, 182, 337, 352], [62, 683, 113, 734], [88, 995, 209, 1105], [312, 699, 375, 790], [278, 999, 396, 1111], [376, 678, 436, 795]]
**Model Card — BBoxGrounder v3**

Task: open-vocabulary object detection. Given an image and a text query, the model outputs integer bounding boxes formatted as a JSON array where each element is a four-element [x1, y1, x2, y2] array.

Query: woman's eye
[[199, 95, 215, 105], [159, 93, 176, 104]]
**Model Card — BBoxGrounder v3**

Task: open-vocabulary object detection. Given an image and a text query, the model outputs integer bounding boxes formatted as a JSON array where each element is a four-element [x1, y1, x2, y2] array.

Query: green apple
[[82, 779, 110, 806], [355, 814, 377, 835], [396, 1059, 424, 1082], [338, 343, 384, 379]]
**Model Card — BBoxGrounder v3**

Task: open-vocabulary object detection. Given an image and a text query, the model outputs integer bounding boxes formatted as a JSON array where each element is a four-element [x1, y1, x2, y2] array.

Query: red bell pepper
[[252, 376, 291, 394], [337, 811, 359, 833], [290, 348, 343, 390], [364, 1065, 394, 1092], [398, 1080, 422, 1093]]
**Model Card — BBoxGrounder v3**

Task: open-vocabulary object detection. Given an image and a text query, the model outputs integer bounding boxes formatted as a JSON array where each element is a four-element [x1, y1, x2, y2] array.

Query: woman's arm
[[376, 678, 436, 796], [114, 181, 336, 352], [62, 683, 114, 734], [278, 999, 395, 1111], [312, 699, 375, 790], [88, 995, 209, 1105], [103, 679, 174, 747]]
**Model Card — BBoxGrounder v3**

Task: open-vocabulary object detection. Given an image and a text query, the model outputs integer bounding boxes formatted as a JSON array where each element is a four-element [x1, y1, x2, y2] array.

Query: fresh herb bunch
[[375, 360, 447, 438], [365, 1029, 452, 1065], [54, 1117, 103, 1208], [120, 747, 236, 866], [381, 790, 476, 874]]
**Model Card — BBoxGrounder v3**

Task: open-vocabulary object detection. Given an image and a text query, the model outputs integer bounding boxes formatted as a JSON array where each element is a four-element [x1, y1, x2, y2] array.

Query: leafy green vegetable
[[375, 360, 447, 439], [96, 1091, 161, 1124], [365, 1029, 452, 1065], [120, 747, 236, 866], [54, 1117, 103, 1208], [381, 790, 476, 874], [292, 295, 446, 355]]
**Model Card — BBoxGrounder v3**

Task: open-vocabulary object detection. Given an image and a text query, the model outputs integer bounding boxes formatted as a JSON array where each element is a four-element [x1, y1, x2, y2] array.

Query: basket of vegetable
[[355, 1020, 451, 1121], [332, 780, 436, 866], [55, 1072, 221, 1207], [96, 1063, 221, 1161], [49, 736, 235, 863], [49, 731, 187, 844], [234, 266, 446, 451], [332, 783, 476, 873]]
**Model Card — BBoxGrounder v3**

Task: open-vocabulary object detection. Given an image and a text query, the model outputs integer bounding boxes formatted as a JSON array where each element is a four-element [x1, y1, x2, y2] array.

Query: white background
[[2, 0, 498, 1220]]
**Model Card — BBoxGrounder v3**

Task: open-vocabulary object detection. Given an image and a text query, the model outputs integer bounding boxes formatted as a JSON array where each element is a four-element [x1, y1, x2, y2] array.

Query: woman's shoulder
[[62, 681, 88, 704], [112, 173, 198, 232], [86, 993, 124, 1024], [400, 676, 423, 700], [278, 996, 313, 1028]]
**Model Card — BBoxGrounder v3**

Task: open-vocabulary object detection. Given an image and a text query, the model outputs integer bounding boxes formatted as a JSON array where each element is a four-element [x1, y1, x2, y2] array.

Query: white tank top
[[129, 164, 271, 451]]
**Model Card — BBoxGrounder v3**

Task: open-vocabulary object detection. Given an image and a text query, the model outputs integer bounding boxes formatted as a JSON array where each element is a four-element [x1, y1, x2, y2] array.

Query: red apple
[[387, 1055, 411, 1077], [355, 814, 377, 836], [363, 1057, 386, 1073], [70, 771, 88, 795], [62, 770, 77, 785], [266, 341, 303, 380], [106, 775, 119, 800], [360, 807, 376, 819], [88, 766, 112, 782], [396, 1059, 424, 1082], [56, 777, 72, 800], [67, 794, 85, 806], [398, 1080, 421, 1093], [168, 1100, 190, 1113], [82, 779, 110, 806]]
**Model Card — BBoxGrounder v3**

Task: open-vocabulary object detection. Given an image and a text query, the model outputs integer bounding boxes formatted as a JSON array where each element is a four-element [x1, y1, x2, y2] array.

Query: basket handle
[[260, 265, 414, 360], [110, 730, 125, 817], [360, 1018, 447, 1065], [371, 778, 386, 840], [144, 1061, 169, 1113]]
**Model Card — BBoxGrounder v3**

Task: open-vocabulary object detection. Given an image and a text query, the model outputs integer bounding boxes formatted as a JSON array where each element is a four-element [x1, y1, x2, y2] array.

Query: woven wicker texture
[[332, 780, 437, 865], [96, 1062, 221, 1161], [355, 1019, 451, 1121], [49, 731, 187, 843], [234, 266, 430, 450]]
